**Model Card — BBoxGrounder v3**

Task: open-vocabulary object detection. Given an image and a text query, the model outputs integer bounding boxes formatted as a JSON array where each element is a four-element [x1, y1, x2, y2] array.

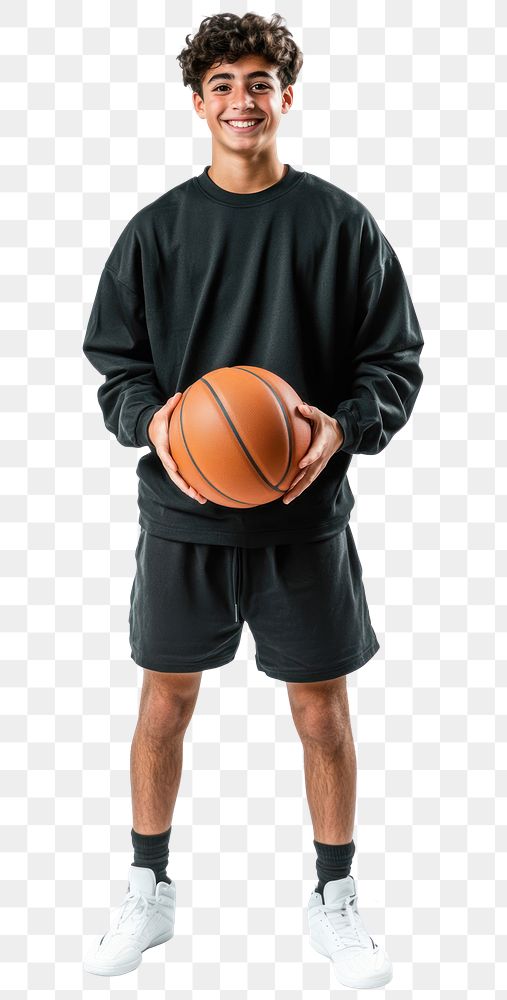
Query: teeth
[[227, 120, 259, 128]]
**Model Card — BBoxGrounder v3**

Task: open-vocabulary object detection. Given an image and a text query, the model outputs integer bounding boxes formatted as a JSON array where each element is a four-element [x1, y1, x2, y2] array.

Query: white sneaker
[[83, 865, 176, 977], [307, 875, 393, 989]]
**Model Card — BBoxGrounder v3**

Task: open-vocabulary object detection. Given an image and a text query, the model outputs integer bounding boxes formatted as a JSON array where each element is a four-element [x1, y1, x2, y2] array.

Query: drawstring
[[233, 546, 238, 622], [232, 546, 240, 623]]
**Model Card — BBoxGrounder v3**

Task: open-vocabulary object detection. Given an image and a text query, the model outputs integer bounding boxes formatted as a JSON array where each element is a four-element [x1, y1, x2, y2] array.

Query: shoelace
[[111, 889, 157, 935], [320, 892, 371, 950]]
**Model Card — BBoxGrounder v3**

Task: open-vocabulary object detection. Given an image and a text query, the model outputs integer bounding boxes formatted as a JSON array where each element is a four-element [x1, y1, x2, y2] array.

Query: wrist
[[147, 414, 155, 444], [332, 416, 344, 451], [136, 404, 161, 453]]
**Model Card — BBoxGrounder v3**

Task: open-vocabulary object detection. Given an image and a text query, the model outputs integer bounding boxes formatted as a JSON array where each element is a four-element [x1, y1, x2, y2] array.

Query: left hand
[[282, 403, 344, 504]]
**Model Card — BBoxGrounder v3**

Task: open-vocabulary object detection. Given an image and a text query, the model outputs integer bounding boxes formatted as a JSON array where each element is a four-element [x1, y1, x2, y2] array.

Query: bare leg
[[130, 669, 202, 834], [286, 675, 356, 843]]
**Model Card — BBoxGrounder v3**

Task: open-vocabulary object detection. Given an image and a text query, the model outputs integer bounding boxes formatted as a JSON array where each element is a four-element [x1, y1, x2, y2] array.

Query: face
[[193, 54, 293, 153]]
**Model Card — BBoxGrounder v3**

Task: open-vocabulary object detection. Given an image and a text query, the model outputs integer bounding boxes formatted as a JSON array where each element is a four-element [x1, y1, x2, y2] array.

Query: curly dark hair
[[176, 12, 303, 100]]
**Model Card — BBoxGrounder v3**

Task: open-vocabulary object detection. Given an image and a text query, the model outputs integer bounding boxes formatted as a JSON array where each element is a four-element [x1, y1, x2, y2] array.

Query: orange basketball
[[168, 366, 312, 508]]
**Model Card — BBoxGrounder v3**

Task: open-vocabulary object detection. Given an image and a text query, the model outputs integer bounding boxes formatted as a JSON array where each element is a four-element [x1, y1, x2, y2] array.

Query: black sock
[[314, 838, 355, 899], [131, 825, 172, 885]]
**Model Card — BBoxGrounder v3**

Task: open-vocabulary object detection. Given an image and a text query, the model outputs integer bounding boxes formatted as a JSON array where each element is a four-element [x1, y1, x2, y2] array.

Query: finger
[[283, 465, 322, 503], [166, 465, 207, 504], [299, 448, 324, 469], [164, 392, 182, 415], [283, 485, 306, 504], [161, 448, 178, 472], [157, 443, 177, 472], [298, 402, 313, 416], [156, 437, 206, 502], [283, 482, 306, 504], [283, 488, 302, 504], [285, 470, 306, 491]]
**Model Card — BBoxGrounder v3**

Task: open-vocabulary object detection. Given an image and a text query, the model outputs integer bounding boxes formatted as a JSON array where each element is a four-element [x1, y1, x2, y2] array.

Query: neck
[[207, 159, 287, 194]]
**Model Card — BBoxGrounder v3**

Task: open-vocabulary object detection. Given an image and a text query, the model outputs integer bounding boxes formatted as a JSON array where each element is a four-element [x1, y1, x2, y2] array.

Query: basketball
[[168, 366, 312, 508]]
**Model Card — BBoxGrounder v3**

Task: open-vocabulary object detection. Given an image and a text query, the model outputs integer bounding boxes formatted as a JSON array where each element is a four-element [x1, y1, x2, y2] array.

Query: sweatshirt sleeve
[[83, 251, 166, 456], [332, 237, 424, 456]]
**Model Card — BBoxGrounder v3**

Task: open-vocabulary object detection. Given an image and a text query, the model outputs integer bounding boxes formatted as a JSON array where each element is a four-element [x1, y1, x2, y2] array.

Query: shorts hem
[[130, 647, 239, 673], [255, 635, 380, 683]]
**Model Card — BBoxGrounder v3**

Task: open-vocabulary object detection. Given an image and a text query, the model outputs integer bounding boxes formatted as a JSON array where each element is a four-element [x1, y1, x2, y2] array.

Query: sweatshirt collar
[[194, 163, 305, 207]]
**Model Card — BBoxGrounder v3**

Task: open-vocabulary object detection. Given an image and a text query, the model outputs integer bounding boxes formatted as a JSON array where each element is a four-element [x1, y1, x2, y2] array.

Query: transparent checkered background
[[1, 0, 505, 994]]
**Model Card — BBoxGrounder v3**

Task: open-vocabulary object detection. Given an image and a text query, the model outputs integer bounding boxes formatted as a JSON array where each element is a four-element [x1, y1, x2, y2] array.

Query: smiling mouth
[[222, 119, 264, 132]]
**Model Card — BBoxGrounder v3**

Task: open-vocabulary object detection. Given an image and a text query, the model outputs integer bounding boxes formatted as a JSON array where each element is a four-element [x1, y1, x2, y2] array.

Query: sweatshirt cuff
[[332, 407, 360, 453], [135, 403, 163, 454]]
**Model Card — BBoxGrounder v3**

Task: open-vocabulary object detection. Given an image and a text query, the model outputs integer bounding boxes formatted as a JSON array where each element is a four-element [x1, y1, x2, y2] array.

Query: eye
[[213, 83, 269, 92]]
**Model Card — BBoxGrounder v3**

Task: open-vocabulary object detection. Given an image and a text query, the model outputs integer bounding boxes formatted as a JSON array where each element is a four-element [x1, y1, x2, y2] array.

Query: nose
[[231, 91, 255, 111]]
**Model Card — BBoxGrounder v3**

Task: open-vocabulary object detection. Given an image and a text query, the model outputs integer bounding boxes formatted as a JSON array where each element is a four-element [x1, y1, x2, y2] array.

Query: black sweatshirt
[[83, 163, 424, 547]]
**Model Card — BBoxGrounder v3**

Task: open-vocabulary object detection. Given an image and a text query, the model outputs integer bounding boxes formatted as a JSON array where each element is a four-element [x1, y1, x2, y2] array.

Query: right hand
[[148, 392, 208, 504]]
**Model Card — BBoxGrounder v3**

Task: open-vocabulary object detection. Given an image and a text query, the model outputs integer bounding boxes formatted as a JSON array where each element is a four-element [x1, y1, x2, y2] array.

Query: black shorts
[[128, 526, 380, 684]]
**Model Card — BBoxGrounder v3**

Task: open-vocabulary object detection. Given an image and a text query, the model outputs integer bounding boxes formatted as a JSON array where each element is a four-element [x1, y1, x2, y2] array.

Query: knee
[[139, 694, 195, 738], [288, 684, 351, 745], [139, 670, 201, 736], [293, 708, 349, 745]]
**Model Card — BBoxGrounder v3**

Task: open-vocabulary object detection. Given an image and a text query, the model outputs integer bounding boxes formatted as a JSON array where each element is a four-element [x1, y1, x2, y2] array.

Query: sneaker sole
[[83, 929, 174, 977], [83, 954, 142, 977], [310, 938, 393, 989]]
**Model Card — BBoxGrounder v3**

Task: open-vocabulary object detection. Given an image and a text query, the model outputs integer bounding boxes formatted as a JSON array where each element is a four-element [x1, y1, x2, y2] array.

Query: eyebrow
[[206, 70, 276, 86]]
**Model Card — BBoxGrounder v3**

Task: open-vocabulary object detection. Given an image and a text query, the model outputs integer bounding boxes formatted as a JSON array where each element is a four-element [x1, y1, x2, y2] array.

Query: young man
[[82, 12, 423, 988]]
